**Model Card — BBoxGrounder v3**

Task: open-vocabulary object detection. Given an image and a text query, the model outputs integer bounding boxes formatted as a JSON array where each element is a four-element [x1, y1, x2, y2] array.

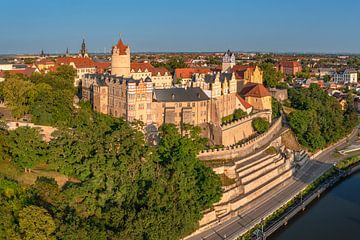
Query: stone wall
[[207, 110, 271, 146], [199, 116, 282, 161]]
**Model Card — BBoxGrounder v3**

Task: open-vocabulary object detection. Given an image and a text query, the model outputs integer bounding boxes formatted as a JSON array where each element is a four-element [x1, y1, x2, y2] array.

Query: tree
[[272, 97, 282, 119], [296, 67, 311, 79], [252, 118, 270, 134], [260, 62, 283, 88], [19, 205, 56, 240], [233, 109, 247, 120], [2, 77, 36, 118], [288, 84, 357, 151], [1, 127, 47, 171], [323, 75, 331, 82]]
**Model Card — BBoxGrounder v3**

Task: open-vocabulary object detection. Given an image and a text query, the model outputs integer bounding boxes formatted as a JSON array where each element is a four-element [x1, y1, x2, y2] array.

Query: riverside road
[[187, 127, 359, 240]]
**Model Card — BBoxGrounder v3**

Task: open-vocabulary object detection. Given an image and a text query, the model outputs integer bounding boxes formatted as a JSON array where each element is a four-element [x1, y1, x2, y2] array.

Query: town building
[[174, 67, 211, 86], [333, 69, 358, 84], [222, 50, 236, 72], [277, 61, 302, 76], [81, 39, 274, 146], [111, 39, 173, 88], [152, 87, 210, 126]]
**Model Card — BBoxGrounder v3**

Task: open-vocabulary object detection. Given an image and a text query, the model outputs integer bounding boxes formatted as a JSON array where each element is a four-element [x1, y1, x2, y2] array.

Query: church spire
[[79, 39, 88, 57]]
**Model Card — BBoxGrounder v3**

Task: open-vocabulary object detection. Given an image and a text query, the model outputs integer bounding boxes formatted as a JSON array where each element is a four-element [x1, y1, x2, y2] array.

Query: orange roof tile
[[236, 94, 252, 109], [175, 67, 211, 79], [130, 62, 170, 76], [56, 57, 95, 68], [0, 68, 38, 77], [112, 39, 128, 55], [240, 83, 271, 98]]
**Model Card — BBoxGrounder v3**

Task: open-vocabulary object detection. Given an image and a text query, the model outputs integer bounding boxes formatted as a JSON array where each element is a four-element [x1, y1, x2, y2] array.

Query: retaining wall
[[199, 117, 282, 161]]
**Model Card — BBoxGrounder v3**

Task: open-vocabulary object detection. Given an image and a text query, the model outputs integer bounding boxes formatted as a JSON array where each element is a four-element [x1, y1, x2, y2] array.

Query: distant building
[[111, 39, 173, 88], [79, 39, 89, 58], [317, 68, 336, 78], [222, 50, 236, 72], [174, 67, 211, 86], [277, 61, 302, 76], [333, 69, 358, 84]]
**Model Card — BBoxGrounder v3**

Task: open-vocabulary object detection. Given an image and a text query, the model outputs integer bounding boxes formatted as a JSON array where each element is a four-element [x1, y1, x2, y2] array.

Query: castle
[[81, 38, 273, 146]]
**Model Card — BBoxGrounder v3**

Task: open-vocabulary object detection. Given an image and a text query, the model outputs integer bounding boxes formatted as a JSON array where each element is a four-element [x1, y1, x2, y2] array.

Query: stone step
[[242, 161, 290, 193], [236, 154, 281, 177], [240, 157, 286, 184]]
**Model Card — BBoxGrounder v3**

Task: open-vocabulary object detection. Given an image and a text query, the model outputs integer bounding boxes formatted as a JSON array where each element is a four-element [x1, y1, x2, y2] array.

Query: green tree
[[272, 97, 282, 119], [1, 127, 47, 171], [252, 117, 270, 134], [260, 62, 283, 88], [19, 205, 56, 240], [2, 77, 36, 118]]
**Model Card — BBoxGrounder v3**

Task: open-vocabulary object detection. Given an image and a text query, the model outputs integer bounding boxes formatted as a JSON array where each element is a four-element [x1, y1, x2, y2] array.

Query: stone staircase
[[198, 147, 294, 227]]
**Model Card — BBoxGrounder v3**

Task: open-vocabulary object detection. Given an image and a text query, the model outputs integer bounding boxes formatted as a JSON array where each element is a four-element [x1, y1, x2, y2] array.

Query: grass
[[265, 146, 278, 155], [282, 106, 296, 115], [0, 161, 79, 187]]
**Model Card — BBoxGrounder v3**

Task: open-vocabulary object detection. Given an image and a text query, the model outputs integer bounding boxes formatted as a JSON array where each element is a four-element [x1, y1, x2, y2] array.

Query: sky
[[1, 0, 360, 54]]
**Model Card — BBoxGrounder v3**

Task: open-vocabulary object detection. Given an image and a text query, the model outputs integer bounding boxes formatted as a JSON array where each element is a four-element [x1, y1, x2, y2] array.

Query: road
[[187, 127, 359, 240]]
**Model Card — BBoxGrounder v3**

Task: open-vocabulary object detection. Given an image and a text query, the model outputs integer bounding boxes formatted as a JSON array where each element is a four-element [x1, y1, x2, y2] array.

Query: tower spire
[[79, 39, 88, 57]]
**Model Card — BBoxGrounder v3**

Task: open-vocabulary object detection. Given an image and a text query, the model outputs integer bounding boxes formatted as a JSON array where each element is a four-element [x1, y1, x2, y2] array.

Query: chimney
[[171, 93, 175, 100]]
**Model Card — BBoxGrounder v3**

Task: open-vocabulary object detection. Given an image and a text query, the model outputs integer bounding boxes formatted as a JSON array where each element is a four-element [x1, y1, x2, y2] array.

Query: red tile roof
[[0, 68, 38, 78], [56, 57, 95, 68], [131, 62, 153, 72], [279, 61, 301, 68], [112, 39, 128, 55], [240, 83, 271, 98], [236, 94, 252, 109], [94, 62, 111, 73], [131, 62, 170, 76], [231, 65, 255, 79], [175, 67, 211, 79], [35, 58, 55, 65], [152, 67, 169, 76]]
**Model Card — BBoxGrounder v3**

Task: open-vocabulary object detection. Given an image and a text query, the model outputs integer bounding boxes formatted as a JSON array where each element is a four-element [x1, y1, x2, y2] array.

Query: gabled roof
[[56, 57, 95, 68], [175, 68, 210, 79], [130, 62, 170, 76], [153, 87, 209, 102], [231, 65, 255, 79], [236, 94, 252, 109], [240, 83, 271, 98]]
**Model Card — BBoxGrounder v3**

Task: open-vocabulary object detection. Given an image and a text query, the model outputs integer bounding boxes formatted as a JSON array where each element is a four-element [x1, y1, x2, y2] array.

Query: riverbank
[[239, 155, 360, 240]]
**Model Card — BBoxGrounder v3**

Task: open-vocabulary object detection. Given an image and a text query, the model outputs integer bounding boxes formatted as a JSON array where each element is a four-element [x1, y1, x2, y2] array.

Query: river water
[[268, 171, 360, 240]]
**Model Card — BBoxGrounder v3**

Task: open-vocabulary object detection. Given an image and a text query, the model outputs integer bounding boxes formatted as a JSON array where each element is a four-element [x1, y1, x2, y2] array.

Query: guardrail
[[251, 164, 359, 240]]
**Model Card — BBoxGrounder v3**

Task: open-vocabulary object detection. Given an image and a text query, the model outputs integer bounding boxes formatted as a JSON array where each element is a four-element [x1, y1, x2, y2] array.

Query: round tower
[[111, 39, 131, 77]]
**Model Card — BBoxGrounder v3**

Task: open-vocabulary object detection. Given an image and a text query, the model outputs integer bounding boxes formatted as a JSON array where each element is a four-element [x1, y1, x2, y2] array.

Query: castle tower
[[111, 39, 131, 77], [79, 39, 89, 58], [222, 50, 235, 72]]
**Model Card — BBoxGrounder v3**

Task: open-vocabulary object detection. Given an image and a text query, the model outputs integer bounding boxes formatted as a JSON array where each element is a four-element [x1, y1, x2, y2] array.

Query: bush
[[252, 117, 270, 134]]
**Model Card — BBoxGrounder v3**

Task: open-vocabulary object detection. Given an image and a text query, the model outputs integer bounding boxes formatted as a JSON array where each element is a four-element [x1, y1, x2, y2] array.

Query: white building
[[334, 69, 358, 84]]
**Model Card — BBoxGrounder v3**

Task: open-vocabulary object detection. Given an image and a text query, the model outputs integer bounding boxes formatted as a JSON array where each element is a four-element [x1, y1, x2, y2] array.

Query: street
[[187, 127, 359, 240]]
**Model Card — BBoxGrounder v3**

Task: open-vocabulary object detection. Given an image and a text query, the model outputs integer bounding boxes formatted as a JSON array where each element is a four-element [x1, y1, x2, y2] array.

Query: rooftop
[[154, 87, 209, 102]]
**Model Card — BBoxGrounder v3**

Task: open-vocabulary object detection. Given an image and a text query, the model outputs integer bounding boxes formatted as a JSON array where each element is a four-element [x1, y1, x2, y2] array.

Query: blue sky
[[1, 0, 360, 54]]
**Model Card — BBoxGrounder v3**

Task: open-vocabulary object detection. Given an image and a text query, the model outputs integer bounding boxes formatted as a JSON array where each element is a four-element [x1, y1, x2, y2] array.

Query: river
[[268, 171, 360, 240]]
